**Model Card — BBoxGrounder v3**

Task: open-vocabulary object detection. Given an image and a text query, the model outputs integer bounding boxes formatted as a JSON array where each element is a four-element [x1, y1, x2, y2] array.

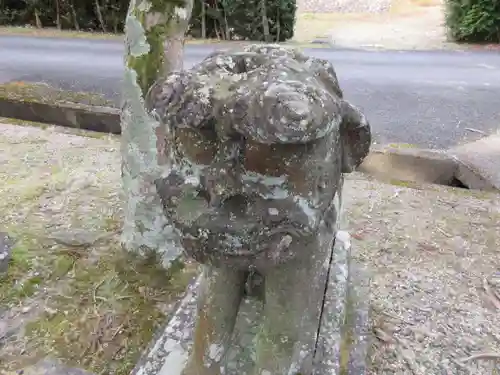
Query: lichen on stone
[[147, 44, 372, 374], [121, 0, 193, 268]]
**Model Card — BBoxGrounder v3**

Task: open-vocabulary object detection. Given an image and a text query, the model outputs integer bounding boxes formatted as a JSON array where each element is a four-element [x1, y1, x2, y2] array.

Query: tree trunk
[[221, 0, 230, 40], [275, 5, 280, 42], [95, 0, 107, 32], [201, 0, 206, 39], [70, 1, 80, 30], [34, 8, 42, 28], [55, 0, 61, 30], [121, 0, 193, 268], [261, 0, 270, 42], [214, 1, 226, 39]]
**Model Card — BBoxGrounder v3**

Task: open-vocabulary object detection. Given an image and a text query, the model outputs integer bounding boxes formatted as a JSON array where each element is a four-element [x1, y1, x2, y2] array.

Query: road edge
[[0, 99, 498, 192]]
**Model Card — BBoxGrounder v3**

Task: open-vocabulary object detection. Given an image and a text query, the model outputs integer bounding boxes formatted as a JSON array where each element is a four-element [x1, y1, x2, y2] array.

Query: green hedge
[[0, 0, 296, 42], [445, 0, 500, 43]]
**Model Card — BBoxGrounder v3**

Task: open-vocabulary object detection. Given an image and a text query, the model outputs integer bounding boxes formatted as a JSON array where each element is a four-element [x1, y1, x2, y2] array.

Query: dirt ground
[[0, 120, 196, 375], [343, 174, 500, 374], [294, 0, 458, 50], [1, 119, 499, 374]]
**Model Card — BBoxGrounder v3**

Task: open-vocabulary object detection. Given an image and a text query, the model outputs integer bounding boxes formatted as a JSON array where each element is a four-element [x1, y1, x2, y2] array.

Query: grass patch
[[1, 110, 196, 373], [0, 26, 121, 40], [1, 226, 196, 374], [0, 117, 49, 130], [386, 143, 418, 149], [447, 185, 495, 199], [0, 25, 333, 47], [0, 234, 48, 305], [24, 246, 195, 375], [388, 178, 423, 189]]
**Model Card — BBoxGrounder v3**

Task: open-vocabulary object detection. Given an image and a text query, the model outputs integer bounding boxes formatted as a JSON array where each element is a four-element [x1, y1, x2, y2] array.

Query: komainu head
[[149, 44, 371, 270]]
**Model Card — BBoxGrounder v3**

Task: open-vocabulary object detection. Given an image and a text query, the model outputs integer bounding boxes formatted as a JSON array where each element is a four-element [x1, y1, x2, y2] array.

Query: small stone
[[49, 229, 103, 247], [20, 358, 96, 375], [44, 307, 58, 317], [21, 306, 31, 314], [268, 208, 279, 216], [0, 231, 13, 275]]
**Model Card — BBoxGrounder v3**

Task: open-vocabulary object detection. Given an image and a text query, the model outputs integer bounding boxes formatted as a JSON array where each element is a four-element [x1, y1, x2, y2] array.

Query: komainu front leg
[[182, 265, 246, 375], [253, 246, 331, 375]]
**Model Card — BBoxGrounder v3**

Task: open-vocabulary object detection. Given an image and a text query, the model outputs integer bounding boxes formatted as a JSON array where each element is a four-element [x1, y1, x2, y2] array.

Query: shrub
[[0, 0, 296, 42], [445, 0, 500, 43]]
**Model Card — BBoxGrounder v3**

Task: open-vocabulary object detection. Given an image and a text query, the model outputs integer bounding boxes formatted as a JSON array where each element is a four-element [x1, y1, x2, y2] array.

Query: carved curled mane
[[145, 44, 346, 145]]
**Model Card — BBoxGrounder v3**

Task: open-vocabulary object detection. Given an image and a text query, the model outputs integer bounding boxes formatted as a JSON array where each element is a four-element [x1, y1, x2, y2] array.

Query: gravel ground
[[295, 0, 451, 51], [1, 120, 499, 374], [343, 175, 500, 374], [327, 5, 449, 50], [0, 120, 194, 374], [297, 0, 392, 13]]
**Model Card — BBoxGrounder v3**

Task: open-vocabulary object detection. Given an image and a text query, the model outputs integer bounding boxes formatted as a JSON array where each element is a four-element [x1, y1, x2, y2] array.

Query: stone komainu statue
[[148, 44, 371, 375]]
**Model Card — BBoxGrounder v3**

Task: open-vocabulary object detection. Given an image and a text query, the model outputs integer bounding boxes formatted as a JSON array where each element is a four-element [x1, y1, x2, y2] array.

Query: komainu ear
[[340, 100, 372, 173], [145, 71, 214, 130]]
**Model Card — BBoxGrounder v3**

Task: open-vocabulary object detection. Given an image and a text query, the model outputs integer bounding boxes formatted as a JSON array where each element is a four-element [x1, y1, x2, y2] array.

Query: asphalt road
[[1, 35, 500, 148]]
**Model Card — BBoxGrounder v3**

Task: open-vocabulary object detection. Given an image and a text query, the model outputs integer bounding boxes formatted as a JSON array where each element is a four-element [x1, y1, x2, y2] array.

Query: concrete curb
[[358, 146, 458, 186], [0, 97, 120, 134], [358, 143, 500, 192], [449, 135, 500, 192], [0, 98, 498, 192]]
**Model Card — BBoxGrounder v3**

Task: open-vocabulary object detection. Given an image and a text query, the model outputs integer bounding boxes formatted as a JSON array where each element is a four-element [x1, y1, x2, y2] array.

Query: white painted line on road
[[412, 79, 498, 89], [477, 63, 496, 70]]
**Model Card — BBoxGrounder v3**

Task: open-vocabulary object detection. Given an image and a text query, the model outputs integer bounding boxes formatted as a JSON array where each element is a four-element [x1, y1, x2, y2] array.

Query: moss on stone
[[0, 82, 115, 108]]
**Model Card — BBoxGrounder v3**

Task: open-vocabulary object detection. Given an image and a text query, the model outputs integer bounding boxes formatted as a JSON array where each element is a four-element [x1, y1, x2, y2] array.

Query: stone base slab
[[132, 231, 372, 375]]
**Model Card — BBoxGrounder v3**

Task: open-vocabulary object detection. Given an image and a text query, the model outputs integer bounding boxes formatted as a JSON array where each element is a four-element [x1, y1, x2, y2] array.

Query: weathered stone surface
[[345, 261, 371, 375], [132, 276, 201, 375], [148, 44, 371, 374], [0, 97, 120, 134], [359, 146, 458, 186], [133, 232, 372, 375], [313, 230, 350, 374], [313, 230, 372, 374], [450, 134, 500, 191], [0, 231, 12, 275], [151, 44, 371, 270]]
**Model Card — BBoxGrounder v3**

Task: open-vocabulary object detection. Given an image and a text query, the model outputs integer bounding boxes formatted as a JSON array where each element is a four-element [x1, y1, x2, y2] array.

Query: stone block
[[450, 134, 500, 191]]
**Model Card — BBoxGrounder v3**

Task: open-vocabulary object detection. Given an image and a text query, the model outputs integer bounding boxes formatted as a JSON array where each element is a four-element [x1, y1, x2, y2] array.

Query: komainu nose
[[222, 194, 249, 216]]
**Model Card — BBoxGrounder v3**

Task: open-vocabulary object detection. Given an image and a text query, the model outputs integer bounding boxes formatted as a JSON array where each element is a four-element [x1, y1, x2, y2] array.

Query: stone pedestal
[[132, 231, 371, 375]]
